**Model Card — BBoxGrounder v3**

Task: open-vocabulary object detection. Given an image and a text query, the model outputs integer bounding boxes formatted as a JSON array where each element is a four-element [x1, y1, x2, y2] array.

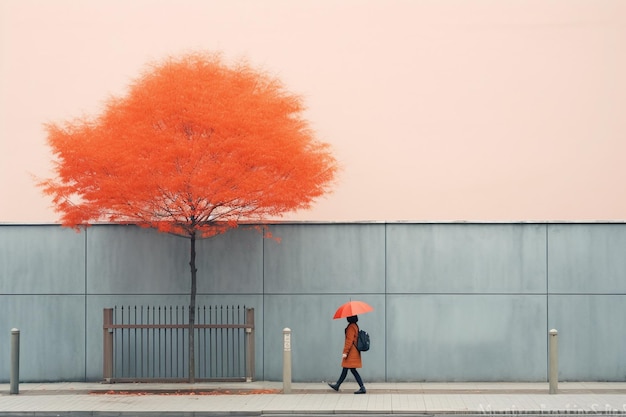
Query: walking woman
[[328, 315, 366, 394]]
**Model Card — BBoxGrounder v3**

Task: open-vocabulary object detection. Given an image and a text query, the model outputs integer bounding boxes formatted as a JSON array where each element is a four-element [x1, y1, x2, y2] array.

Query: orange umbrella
[[333, 300, 374, 319]]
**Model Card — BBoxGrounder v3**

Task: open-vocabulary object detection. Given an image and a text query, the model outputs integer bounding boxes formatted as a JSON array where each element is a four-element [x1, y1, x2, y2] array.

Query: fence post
[[245, 308, 255, 382], [10, 328, 20, 395], [549, 328, 558, 394], [283, 327, 292, 394], [103, 308, 113, 382]]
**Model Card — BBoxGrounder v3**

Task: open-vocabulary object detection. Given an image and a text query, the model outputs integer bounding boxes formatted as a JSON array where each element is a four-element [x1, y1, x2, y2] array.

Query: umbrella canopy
[[333, 300, 374, 319]]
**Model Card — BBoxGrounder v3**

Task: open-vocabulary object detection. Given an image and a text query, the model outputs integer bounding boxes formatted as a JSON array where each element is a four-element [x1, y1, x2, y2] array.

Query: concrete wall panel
[[264, 224, 385, 294], [387, 224, 547, 294], [548, 295, 626, 381], [0, 295, 85, 381], [548, 224, 626, 293], [195, 228, 264, 294], [386, 294, 547, 381], [86, 226, 188, 294], [86, 226, 264, 295], [0, 225, 85, 294]]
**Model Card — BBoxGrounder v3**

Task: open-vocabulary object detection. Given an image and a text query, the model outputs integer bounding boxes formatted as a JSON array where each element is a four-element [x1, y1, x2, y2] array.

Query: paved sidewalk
[[1, 381, 626, 416]]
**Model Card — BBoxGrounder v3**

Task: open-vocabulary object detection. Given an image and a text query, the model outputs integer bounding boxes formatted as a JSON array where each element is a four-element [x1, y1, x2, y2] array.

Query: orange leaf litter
[[90, 389, 280, 396]]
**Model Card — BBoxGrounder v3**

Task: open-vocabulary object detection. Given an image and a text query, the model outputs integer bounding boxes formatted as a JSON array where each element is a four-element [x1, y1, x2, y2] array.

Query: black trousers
[[336, 367, 364, 387]]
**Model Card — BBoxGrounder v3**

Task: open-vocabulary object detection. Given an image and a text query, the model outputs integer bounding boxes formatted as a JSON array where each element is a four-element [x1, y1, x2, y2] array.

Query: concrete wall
[[547, 224, 626, 381], [0, 222, 625, 382]]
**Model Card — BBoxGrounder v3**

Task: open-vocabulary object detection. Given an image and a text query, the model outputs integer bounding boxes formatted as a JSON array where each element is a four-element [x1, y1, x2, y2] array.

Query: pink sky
[[1, 0, 625, 223]]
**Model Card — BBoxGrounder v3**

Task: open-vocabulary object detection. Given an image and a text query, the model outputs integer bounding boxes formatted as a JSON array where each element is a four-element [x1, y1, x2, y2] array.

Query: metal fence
[[102, 305, 255, 382]]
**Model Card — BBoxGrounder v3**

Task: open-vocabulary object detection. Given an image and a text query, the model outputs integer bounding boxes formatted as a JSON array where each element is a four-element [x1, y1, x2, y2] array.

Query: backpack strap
[[352, 323, 360, 349]]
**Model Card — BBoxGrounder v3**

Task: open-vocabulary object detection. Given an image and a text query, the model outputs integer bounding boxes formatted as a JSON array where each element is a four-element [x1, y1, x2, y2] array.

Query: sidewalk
[[1, 381, 626, 416]]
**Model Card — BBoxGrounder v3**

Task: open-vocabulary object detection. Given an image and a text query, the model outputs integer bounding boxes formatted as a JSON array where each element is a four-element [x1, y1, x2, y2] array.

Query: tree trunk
[[188, 231, 197, 383]]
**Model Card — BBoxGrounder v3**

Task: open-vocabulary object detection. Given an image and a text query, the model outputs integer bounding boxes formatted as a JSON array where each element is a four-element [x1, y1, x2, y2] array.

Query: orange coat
[[341, 323, 362, 368]]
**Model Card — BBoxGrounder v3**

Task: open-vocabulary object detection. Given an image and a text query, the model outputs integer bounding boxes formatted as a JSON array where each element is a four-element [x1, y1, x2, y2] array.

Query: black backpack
[[355, 327, 370, 352]]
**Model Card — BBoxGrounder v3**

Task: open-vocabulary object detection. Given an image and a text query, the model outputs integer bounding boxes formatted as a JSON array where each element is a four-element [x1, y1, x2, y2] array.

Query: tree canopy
[[41, 52, 337, 237]]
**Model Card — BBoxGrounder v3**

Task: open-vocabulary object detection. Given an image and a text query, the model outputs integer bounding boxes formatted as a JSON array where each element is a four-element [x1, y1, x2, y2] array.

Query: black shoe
[[328, 383, 339, 391], [354, 386, 366, 394]]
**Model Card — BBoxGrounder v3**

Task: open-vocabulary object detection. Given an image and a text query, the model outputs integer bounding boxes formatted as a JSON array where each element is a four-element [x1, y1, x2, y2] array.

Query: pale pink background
[[1, 0, 625, 223]]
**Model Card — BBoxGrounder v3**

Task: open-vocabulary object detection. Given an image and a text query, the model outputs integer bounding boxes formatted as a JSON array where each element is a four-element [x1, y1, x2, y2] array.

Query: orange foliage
[[40, 52, 337, 237], [90, 389, 281, 396]]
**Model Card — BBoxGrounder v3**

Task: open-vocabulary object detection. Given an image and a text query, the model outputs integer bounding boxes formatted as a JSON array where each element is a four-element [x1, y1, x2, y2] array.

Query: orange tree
[[40, 52, 337, 382]]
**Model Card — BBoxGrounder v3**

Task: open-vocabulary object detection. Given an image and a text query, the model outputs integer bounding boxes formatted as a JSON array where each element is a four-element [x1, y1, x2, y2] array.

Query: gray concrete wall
[[0, 222, 625, 382], [384, 224, 548, 381], [547, 224, 626, 381]]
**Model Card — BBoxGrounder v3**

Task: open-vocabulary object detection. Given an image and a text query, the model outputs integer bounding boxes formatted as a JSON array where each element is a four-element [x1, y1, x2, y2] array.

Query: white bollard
[[10, 328, 20, 395], [549, 329, 558, 394], [283, 328, 292, 394]]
